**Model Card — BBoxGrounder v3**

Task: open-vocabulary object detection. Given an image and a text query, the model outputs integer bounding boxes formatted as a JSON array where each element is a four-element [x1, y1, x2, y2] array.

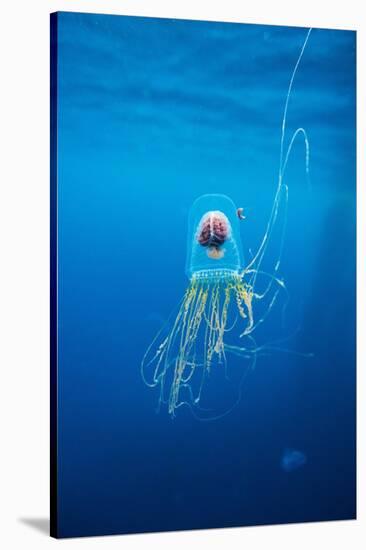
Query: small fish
[[237, 207, 246, 220], [281, 448, 307, 472]]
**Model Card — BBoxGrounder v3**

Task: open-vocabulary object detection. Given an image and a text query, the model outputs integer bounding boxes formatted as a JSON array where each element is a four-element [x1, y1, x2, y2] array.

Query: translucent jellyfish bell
[[186, 194, 244, 280]]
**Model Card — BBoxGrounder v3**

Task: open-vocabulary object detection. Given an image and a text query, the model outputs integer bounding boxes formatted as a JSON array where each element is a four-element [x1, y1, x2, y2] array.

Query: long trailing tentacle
[[242, 28, 312, 327]]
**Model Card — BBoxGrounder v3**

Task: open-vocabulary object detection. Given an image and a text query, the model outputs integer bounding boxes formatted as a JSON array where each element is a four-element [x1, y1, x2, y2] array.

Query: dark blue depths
[[54, 12, 356, 537]]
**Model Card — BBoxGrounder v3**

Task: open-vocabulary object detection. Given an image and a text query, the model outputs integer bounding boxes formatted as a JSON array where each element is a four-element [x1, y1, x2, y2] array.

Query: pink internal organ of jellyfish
[[197, 211, 229, 260]]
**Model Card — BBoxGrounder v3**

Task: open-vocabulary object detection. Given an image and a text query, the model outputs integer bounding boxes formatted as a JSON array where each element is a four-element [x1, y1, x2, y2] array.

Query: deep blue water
[[54, 12, 356, 538]]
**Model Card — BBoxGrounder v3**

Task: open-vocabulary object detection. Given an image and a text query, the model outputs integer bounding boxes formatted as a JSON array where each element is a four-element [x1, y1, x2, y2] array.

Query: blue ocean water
[[55, 12, 356, 538]]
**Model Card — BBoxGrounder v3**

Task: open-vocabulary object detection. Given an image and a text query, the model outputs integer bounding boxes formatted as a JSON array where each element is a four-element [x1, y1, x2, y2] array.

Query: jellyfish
[[141, 29, 312, 419], [281, 448, 307, 472]]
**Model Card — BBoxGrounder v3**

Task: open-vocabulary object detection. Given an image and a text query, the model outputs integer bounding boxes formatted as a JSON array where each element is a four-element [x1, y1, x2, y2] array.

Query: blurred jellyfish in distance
[[281, 448, 307, 472]]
